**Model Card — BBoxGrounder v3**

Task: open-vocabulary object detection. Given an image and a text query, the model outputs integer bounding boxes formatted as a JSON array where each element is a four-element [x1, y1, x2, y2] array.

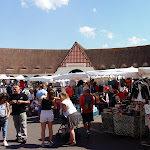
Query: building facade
[[0, 42, 150, 77]]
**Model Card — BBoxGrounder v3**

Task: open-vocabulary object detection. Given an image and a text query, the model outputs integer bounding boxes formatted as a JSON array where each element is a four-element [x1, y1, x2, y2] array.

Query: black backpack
[[83, 94, 93, 110]]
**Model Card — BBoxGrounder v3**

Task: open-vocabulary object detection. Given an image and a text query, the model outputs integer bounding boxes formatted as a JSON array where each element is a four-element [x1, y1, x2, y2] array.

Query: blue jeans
[[0, 119, 8, 137]]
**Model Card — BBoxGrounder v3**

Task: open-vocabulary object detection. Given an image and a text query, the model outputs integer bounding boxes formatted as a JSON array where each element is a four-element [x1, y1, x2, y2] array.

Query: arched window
[[23, 75, 28, 77], [69, 69, 83, 73], [33, 75, 40, 77]]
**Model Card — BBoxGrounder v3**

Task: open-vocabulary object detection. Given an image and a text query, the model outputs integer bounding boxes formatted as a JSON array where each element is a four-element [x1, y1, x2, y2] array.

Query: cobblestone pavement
[[0, 113, 148, 150]]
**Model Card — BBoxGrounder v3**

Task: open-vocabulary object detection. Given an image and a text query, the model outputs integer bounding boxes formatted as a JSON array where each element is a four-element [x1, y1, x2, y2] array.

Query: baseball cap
[[105, 86, 110, 90]]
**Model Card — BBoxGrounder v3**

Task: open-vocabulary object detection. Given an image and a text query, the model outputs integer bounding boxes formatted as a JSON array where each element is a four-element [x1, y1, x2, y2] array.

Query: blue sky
[[0, 0, 150, 49]]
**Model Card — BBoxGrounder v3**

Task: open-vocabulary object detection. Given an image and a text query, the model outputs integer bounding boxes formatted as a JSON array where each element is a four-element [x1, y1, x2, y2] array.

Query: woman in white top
[[60, 91, 78, 146], [0, 93, 10, 147]]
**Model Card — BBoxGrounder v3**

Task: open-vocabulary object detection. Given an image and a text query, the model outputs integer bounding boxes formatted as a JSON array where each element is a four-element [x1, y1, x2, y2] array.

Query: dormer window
[[33, 67, 40, 70], [132, 63, 138, 68], [142, 62, 148, 67], [110, 64, 116, 69], [46, 66, 52, 70], [6, 67, 14, 70], [21, 67, 27, 70], [98, 65, 105, 70], [121, 64, 127, 68]]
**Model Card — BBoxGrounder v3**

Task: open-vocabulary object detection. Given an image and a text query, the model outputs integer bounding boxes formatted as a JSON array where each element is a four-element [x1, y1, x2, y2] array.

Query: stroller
[[56, 114, 80, 142], [30, 100, 39, 113]]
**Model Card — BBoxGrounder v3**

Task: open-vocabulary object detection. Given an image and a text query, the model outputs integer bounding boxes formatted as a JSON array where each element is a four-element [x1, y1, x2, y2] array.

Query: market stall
[[101, 103, 149, 138], [101, 112, 149, 138]]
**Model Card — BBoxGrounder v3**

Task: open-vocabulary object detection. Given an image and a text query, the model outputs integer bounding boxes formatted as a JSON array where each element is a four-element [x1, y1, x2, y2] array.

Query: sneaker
[[41, 143, 45, 148], [18, 138, 23, 143], [47, 141, 53, 146], [3, 141, 9, 147], [15, 137, 21, 142], [21, 139, 27, 144]]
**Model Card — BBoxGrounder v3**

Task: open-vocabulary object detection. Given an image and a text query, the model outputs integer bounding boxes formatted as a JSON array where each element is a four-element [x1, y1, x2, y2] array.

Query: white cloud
[[100, 30, 113, 39], [116, 43, 121, 47], [79, 26, 95, 38], [92, 8, 96, 12], [20, 0, 69, 11], [128, 36, 147, 45], [102, 44, 109, 48], [21, 0, 28, 7]]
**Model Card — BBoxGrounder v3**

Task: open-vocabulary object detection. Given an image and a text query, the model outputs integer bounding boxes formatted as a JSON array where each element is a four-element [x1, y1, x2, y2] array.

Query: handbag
[[0, 117, 6, 127]]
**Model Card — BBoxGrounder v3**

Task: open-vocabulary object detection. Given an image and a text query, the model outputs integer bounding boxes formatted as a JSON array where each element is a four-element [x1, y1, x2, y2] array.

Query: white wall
[[55, 66, 94, 75]]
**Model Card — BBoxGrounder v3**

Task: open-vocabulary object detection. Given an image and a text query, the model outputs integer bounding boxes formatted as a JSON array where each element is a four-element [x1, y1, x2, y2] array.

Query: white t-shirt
[[61, 98, 77, 117]]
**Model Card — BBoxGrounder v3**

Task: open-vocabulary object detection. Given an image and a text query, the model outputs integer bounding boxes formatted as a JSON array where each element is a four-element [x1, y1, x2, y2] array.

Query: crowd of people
[[0, 79, 98, 147], [0, 77, 140, 147]]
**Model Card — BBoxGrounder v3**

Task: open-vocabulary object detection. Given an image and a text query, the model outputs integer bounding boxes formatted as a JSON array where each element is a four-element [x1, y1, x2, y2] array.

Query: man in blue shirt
[[36, 84, 47, 119]]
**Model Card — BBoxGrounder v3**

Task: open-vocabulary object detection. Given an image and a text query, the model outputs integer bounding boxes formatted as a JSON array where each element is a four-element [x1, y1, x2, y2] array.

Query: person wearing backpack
[[79, 85, 95, 136], [0, 93, 10, 147]]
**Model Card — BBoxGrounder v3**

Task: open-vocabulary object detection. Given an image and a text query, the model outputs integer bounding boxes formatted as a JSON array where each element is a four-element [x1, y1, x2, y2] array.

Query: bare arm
[[9, 100, 17, 105], [17, 100, 30, 104], [52, 99, 57, 109], [5, 102, 10, 119], [54, 97, 61, 102], [39, 97, 43, 106], [101, 97, 107, 103], [62, 104, 67, 112]]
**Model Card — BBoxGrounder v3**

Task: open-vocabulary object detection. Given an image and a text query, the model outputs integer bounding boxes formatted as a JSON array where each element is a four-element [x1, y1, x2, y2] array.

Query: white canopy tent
[[138, 67, 150, 77], [51, 67, 139, 81], [0, 74, 14, 80], [86, 67, 139, 78], [15, 75, 26, 80], [29, 76, 52, 82], [52, 72, 89, 81]]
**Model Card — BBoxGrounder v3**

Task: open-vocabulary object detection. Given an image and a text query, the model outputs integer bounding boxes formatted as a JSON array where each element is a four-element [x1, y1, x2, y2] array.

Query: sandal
[[69, 142, 76, 146], [66, 141, 72, 144]]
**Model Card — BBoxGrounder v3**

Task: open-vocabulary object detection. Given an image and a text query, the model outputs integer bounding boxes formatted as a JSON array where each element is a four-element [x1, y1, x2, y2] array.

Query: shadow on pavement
[[6, 144, 41, 149]]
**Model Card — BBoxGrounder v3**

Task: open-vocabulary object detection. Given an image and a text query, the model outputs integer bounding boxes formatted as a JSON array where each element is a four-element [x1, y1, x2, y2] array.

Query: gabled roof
[[0, 48, 69, 74], [0, 43, 150, 74], [85, 44, 150, 69], [60, 42, 94, 68]]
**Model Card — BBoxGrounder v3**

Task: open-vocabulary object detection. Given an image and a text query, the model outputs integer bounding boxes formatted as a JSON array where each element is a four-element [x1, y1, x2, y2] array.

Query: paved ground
[[0, 112, 149, 150]]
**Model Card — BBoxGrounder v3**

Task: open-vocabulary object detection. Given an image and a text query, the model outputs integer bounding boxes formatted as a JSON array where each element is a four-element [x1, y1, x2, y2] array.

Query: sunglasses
[[13, 86, 19, 88]]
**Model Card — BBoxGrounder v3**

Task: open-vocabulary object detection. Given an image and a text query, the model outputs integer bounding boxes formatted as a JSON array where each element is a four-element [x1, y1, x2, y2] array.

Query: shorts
[[38, 105, 42, 113], [81, 112, 94, 123], [40, 110, 54, 123]]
